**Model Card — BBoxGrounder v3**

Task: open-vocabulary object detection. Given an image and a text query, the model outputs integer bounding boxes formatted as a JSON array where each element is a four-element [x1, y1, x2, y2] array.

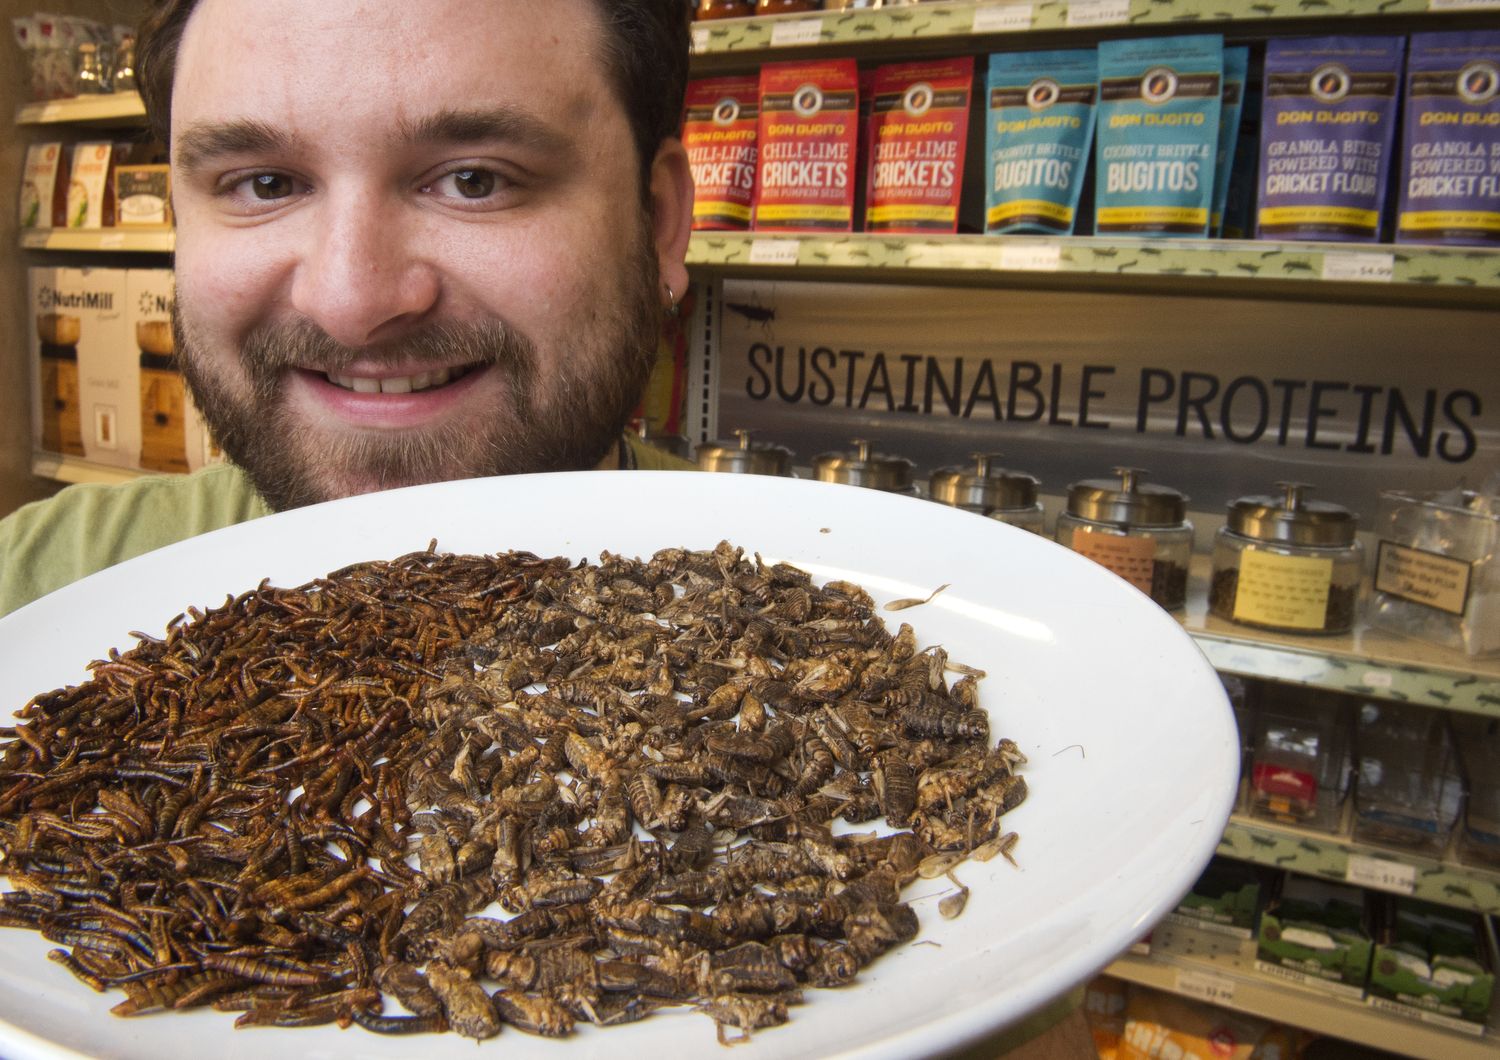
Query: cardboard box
[[115, 166, 172, 227], [1254, 876, 1372, 999], [1367, 897, 1496, 1035], [1167, 857, 1270, 940], [19, 142, 63, 229], [125, 269, 221, 474], [28, 267, 137, 468]]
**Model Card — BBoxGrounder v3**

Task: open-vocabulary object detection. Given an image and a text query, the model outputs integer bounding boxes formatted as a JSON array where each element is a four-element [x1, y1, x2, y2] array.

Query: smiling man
[[0, 0, 696, 609]]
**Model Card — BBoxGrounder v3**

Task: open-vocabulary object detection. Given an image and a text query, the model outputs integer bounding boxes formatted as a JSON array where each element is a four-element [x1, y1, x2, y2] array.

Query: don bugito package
[[1397, 32, 1500, 246], [1256, 36, 1405, 242], [1095, 35, 1223, 237]]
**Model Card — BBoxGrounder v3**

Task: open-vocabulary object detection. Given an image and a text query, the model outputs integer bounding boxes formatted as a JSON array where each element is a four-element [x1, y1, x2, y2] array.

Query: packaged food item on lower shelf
[[1120, 986, 1315, 1059], [1397, 32, 1500, 247], [1452, 715, 1500, 869], [1084, 975, 1128, 1060], [1256, 36, 1404, 243], [1353, 700, 1462, 856], [753, 59, 859, 232], [1249, 687, 1352, 833], [683, 76, 759, 231], [1211, 46, 1250, 237], [1095, 35, 1223, 238], [1255, 876, 1374, 999], [1168, 856, 1273, 940], [1367, 896, 1497, 1035], [1370, 486, 1500, 657], [864, 57, 975, 234], [19, 142, 63, 229]]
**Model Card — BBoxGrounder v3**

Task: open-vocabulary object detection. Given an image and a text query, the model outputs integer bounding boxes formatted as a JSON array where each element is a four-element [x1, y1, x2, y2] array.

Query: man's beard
[[174, 239, 661, 512]]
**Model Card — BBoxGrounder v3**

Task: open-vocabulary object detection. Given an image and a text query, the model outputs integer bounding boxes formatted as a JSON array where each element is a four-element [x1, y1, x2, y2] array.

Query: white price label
[[1362, 671, 1395, 689], [1429, 0, 1500, 10], [972, 3, 1034, 33], [1068, 0, 1130, 26], [999, 242, 1062, 272], [691, 26, 711, 53], [1321, 252, 1394, 284], [1346, 854, 1417, 895], [99, 232, 126, 250], [770, 18, 823, 47], [1177, 970, 1236, 1007], [748, 239, 801, 266]]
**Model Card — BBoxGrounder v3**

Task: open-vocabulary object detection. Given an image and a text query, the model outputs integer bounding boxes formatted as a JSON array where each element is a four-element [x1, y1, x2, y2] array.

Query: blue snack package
[[1257, 36, 1404, 242], [1398, 32, 1500, 246], [1212, 47, 1250, 237], [1095, 34, 1223, 238], [984, 49, 1098, 235]]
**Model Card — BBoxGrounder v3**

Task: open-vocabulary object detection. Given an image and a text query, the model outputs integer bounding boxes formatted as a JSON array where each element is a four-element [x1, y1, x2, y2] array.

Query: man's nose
[[289, 193, 440, 348]]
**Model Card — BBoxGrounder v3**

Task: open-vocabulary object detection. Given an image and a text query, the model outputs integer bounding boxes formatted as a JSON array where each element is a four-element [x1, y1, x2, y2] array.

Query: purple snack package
[[1398, 32, 1500, 246], [1257, 36, 1404, 242]]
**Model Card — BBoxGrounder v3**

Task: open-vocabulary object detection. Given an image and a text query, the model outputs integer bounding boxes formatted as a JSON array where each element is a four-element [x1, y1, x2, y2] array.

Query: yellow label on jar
[[1071, 529, 1156, 596], [1233, 549, 1333, 631]]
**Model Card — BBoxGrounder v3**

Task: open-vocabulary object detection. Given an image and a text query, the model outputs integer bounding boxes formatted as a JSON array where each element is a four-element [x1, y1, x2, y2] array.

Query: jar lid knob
[[1276, 481, 1313, 510], [971, 452, 1001, 476], [851, 438, 872, 462], [1112, 466, 1148, 493], [734, 428, 755, 450]]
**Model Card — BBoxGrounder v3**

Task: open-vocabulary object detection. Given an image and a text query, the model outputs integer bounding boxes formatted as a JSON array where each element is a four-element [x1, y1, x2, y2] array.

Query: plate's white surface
[[0, 471, 1237, 1059]]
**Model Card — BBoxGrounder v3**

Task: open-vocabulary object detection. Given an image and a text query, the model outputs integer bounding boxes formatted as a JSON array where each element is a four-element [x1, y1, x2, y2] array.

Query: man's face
[[170, 0, 689, 509]]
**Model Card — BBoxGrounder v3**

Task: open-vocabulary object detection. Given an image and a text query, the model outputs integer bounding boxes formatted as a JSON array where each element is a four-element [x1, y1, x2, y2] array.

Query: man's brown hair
[[137, 0, 691, 194]]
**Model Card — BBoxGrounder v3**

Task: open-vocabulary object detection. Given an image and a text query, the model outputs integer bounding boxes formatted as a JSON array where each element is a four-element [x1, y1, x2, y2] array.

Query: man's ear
[[648, 137, 695, 305]]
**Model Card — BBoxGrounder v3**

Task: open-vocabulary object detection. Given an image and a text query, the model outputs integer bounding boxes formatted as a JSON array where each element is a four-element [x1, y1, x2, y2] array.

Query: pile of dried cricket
[[0, 541, 1026, 1044]]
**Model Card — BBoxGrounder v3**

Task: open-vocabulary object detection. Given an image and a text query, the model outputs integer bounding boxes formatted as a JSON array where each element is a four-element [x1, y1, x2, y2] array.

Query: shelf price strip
[[769, 18, 823, 47], [1321, 251, 1394, 284], [972, 3, 1035, 32], [1175, 969, 1237, 1007], [748, 239, 801, 267], [1067, 0, 1131, 26], [1345, 853, 1417, 895]]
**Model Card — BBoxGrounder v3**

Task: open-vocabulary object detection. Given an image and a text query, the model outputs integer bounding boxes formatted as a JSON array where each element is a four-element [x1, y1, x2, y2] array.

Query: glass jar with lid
[[812, 438, 913, 494], [1209, 482, 1363, 635], [695, 429, 793, 476], [928, 453, 1043, 533], [1055, 467, 1193, 610]]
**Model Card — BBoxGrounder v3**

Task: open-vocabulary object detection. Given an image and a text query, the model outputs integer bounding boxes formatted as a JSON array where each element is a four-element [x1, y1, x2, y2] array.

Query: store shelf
[[1218, 810, 1500, 916], [15, 92, 145, 126], [31, 453, 150, 488], [690, 0, 1472, 58], [685, 233, 1500, 305], [1176, 555, 1500, 717], [1106, 920, 1499, 1059], [20, 229, 174, 253]]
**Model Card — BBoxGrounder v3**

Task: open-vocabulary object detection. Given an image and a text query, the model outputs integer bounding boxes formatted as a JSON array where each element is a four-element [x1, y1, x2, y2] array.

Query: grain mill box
[[28, 267, 137, 468], [125, 269, 221, 474], [1254, 876, 1373, 999], [1367, 897, 1496, 1035]]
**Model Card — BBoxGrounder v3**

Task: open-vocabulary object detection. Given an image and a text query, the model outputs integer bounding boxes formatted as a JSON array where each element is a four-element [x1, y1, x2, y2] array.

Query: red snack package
[[683, 76, 759, 231], [865, 57, 975, 234], [753, 59, 860, 232]]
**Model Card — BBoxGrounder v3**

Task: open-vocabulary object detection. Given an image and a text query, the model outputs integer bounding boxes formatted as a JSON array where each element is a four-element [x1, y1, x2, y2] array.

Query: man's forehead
[[173, 0, 614, 135]]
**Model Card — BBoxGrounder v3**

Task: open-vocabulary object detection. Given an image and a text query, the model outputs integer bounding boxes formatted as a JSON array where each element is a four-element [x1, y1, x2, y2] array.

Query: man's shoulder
[[0, 464, 271, 616], [626, 434, 698, 471]]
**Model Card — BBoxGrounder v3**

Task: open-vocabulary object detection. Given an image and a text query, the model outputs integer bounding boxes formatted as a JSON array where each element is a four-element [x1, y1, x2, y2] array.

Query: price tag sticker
[[691, 26, 711, 53], [1067, 0, 1130, 26], [1321, 252, 1394, 283], [972, 3, 1034, 33], [749, 239, 801, 267], [1361, 671, 1395, 689], [99, 232, 126, 250], [1346, 854, 1417, 895], [770, 18, 823, 47], [1177, 969, 1236, 1007], [999, 242, 1062, 272], [1429, 0, 1500, 10]]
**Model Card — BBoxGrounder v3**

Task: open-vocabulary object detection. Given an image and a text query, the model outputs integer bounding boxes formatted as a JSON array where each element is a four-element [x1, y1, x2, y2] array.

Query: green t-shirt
[[0, 436, 695, 617]]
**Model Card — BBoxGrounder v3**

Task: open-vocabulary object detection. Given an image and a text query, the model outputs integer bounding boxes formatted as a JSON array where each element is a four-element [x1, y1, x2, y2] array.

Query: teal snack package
[[1398, 32, 1500, 246], [1212, 46, 1250, 237], [984, 49, 1098, 235], [1095, 34, 1223, 237], [1257, 36, 1404, 242]]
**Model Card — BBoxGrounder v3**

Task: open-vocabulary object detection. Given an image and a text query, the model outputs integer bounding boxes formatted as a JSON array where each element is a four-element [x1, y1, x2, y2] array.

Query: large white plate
[[0, 471, 1237, 1059]]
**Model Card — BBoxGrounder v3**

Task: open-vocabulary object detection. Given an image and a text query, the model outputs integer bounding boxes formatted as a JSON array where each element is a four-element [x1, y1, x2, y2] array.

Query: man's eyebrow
[[397, 107, 574, 158], [173, 120, 298, 174]]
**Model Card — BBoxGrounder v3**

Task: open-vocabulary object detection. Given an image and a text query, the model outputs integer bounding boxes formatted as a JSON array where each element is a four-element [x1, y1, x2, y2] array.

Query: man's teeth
[[326, 366, 461, 394]]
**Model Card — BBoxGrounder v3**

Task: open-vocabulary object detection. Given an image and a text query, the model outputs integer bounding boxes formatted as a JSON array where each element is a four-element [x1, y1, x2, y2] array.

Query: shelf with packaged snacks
[[1106, 919, 1500, 1058], [14, 91, 146, 127], [684, 232, 1500, 306], [1217, 810, 1500, 916], [1174, 554, 1500, 718], [20, 229, 174, 253], [30, 452, 151, 488], [688, 0, 1478, 62]]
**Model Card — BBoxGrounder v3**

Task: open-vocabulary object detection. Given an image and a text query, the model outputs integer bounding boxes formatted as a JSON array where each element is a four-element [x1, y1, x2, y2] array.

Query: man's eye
[[450, 169, 495, 198], [247, 173, 296, 200]]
